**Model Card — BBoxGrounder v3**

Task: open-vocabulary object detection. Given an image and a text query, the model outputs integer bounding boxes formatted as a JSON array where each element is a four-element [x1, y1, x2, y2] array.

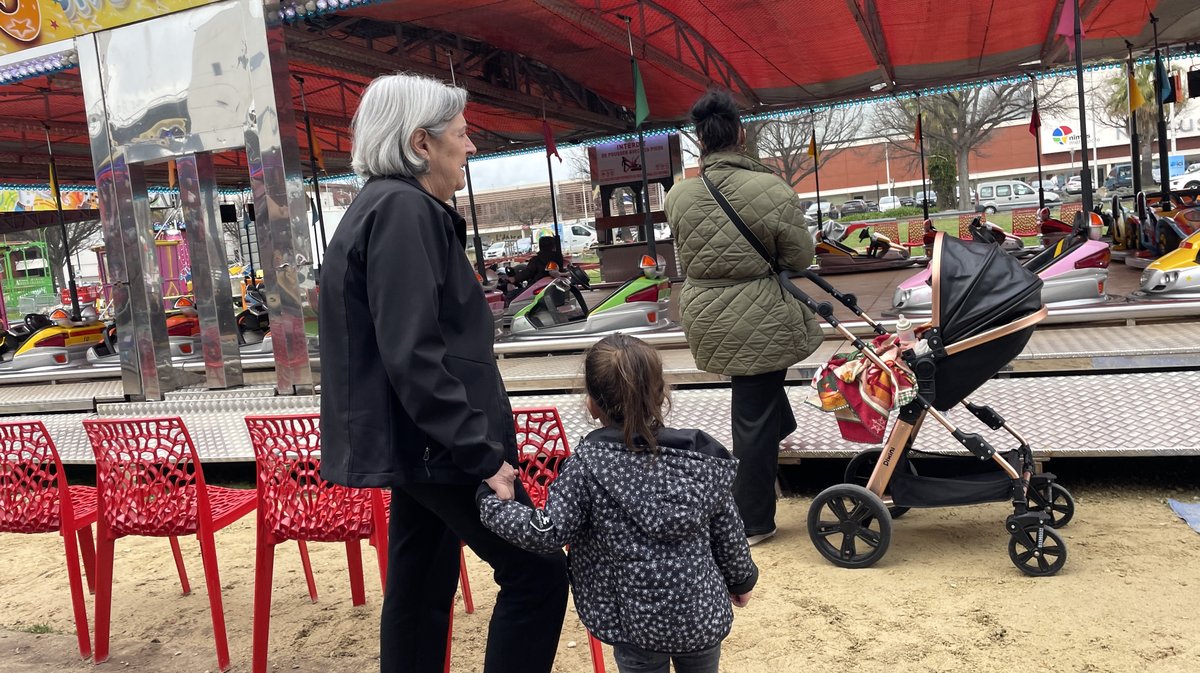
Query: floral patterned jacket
[[478, 426, 758, 653]]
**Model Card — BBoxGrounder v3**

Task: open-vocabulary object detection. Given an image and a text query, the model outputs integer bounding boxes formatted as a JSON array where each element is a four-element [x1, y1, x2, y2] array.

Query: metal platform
[[30, 370, 1200, 464], [509, 370, 1200, 461], [498, 319, 1200, 392]]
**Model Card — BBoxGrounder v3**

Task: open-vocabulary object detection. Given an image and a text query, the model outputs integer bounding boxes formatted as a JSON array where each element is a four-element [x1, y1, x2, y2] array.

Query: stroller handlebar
[[782, 269, 888, 335]]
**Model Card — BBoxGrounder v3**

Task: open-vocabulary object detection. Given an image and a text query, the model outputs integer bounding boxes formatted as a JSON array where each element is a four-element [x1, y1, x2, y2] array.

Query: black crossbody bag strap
[[702, 175, 780, 274]]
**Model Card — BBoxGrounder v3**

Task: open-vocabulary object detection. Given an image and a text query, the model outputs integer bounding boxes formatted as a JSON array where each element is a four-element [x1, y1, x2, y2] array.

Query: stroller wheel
[[807, 484, 892, 569], [844, 449, 917, 519], [1026, 482, 1075, 528], [1007, 522, 1067, 577]]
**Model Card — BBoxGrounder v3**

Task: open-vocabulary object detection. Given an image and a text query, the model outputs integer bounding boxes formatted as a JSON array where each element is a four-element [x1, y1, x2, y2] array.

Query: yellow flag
[[167, 160, 177, 189], [1128, 72, 1146, 113], [308, 126, 325, 172], [807, 130, 818, 159]]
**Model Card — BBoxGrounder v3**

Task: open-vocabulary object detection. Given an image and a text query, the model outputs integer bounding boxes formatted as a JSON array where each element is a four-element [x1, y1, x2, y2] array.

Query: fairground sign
[[0, 0, 218, 56]]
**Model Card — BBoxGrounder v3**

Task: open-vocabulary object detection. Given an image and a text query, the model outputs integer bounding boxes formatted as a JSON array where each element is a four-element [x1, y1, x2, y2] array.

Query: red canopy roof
[[0, 0, 1195, 185]]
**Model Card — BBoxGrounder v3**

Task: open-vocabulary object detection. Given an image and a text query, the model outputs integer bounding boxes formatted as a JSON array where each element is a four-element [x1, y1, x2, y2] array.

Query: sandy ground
[[2, 475, 1199, 673]]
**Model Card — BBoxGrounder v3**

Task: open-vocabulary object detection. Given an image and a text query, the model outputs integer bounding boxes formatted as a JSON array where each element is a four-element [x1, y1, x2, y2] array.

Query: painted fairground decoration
[[0, 0, 219, 56], [0, 187, 98, 211]]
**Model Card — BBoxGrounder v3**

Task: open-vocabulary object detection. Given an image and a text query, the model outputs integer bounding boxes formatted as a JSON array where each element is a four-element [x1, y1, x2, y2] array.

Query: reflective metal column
[[177, 153, 244, 389], [244, 0, 317, 395]]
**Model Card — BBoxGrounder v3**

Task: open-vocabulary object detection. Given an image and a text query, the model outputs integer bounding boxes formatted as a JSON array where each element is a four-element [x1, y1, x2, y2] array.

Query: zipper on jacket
[[423, 447, 432, 477]]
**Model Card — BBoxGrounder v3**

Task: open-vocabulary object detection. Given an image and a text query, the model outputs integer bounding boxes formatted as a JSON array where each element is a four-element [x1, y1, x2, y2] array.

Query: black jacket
[[479, 427, 757, 653], [319, 176, 516, 487]]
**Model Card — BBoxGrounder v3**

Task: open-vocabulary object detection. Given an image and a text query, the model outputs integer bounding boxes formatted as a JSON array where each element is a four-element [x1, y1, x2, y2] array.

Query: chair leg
[[587, 633, 606, 673], [252, 523, 276, 673], [93, 534, 116, 665], [370, 529, 388, 595], [345, 540, 366, 607], [169, 535, 191, 595], [458, 545, 474, 615], [196, 529, 231, 672], [76, 526, 96, 595], [61, 528, 91, 659], [297, 540, 318, 603]]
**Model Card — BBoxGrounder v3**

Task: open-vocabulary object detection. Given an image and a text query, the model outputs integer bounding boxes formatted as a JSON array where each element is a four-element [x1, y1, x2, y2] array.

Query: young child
[[478, 333, 757, 673]]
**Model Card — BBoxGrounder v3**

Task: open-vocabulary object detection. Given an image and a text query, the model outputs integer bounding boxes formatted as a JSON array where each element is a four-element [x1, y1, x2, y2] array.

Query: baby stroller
[[784, 232, 1074, 576]]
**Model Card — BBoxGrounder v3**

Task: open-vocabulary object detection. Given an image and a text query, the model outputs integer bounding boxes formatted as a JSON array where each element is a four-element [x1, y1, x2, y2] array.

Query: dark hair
[[690, 89, 741, 155], [584, 333, 670, 451]]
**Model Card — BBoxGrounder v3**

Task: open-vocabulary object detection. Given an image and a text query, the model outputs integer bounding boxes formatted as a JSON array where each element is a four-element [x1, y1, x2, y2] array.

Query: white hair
[[350, 73, 468, 179]]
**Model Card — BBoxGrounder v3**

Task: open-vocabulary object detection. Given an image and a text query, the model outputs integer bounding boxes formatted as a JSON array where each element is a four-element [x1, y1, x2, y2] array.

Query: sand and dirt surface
[[2, 457, 1198, 673]]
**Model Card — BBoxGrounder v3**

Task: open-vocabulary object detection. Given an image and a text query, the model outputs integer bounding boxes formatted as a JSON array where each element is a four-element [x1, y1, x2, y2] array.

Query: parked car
[[839, 199, 871, 215], [1104, 164, 1132, 192], [878, 195, 902, 211], [484, 241, 509, 259], [898, 195, 915, 207], [1170, 167, 1200, 191], [805, 201, 838, 219], [977, 179, 1060, 213], [914, 190, 937, 207]]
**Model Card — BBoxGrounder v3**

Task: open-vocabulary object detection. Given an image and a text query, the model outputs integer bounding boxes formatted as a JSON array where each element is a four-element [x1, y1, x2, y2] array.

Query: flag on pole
[[308, 126, 325, 172], [1128, 70, 1146, 112], [542, 119, 561, 162], [167, 160, 177, 189], [1155, 53, 1174, 105], [1055, 1, 1085, 58], [914, 115, 922, 146], [806, 130, 818, 160], [632, 60, 649, 127], [1028, 105, 1040, 136]]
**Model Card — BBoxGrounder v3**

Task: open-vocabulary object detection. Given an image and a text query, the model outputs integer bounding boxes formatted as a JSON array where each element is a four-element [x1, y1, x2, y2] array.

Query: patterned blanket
[[807, 334, 917, 444]]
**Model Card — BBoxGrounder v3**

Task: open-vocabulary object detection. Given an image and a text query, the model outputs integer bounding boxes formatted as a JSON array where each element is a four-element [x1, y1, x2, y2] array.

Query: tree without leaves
[[502, 196, 552, 235], [874, 81, 1071, 210], [43, 219, 104, 293], [745, 107, 863, 189]]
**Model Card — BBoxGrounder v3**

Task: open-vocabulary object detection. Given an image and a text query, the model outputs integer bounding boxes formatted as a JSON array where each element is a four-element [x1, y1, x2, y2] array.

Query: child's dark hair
[[689, 89, 741, 155], [584, 333, 670, 451]]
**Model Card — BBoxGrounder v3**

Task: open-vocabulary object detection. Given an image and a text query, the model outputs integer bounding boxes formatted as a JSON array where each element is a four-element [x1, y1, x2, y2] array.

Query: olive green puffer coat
[[665, 152, 823, 376]]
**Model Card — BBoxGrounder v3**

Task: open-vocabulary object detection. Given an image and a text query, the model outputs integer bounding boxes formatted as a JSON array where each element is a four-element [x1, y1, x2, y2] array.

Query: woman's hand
[[484, 463, 519, 501], [730, 591, 752, 608]]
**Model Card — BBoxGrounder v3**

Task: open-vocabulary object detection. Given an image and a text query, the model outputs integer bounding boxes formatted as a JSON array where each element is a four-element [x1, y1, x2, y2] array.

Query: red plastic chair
[[1011, 207, 1040, 237], [957, 213, 976, 240], [512, 407, 606, 673], [244, 414, 389, 673], [0, 421, 97, 659], [82, 417, 256, 672], [902, 219, 927, 248]]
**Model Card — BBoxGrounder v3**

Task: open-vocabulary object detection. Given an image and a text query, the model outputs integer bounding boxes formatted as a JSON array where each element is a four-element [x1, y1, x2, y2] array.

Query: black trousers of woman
[[730, 369, 796, 536], [380, 481, 569, 673]]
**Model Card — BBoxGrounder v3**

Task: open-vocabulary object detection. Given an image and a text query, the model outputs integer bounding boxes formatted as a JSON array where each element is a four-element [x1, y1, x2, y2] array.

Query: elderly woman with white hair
[[318, 73, 568, 673]]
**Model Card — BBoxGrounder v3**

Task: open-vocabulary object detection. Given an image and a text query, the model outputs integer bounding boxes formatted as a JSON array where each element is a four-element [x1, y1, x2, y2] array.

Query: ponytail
[[584, 333, 670, 451]]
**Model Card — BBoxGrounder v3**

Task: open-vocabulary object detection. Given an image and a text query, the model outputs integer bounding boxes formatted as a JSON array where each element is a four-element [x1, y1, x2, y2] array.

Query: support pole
[[446, 51, 486, 276], [1151, 14, 1171, 208], [44, 125, 81, 322], [294, 76, 327, 272], [1029, 76, 1045, 209], [916, 99, 929, 221], [1127, 42, 1143, 196], [1072, 0, 1094, 215]]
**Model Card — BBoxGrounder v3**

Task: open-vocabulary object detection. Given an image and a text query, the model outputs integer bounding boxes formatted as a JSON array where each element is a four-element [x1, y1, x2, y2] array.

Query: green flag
[[633, 60, 649, 127]]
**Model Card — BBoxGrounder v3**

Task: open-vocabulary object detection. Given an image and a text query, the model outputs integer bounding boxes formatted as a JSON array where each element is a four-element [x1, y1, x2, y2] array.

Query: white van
[[977, 180, 1060, 213], [560, 224, 598, 253]]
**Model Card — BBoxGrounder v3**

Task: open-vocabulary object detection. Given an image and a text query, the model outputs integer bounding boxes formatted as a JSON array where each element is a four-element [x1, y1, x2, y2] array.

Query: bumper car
[[507, 255, 671, 340], [1131, 228, 1200, 300], [892, 214, 1109, 316], [0, 307, 105, 371], [86, 297, 203, 364], [811, 221, 917, 275]]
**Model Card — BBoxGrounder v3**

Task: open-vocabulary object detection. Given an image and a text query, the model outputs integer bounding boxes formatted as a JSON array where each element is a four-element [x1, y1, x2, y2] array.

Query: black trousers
[[730, 369, 796, 536], [380, 481, 569, 673]]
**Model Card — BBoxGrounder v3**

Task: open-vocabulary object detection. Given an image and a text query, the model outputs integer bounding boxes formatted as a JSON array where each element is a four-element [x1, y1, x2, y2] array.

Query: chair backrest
[[82, 417, 208, 538], [512, 408, 572, 509], [0, 420, 71, 534], [244, 414, 375, 542], [1011, 207, 1040, 237], [904, 219, 926, 247], [1059, 202, 1083, 224], [957, 214, 975, 240], [871, 220, 900, 244]]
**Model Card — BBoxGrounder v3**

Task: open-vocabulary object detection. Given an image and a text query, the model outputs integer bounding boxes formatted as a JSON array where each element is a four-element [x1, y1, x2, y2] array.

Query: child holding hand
[[478, 333, 757, 673]]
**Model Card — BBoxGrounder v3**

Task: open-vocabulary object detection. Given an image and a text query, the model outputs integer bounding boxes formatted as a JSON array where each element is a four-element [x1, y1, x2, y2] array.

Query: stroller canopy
[[933, 234, 1043, 345]]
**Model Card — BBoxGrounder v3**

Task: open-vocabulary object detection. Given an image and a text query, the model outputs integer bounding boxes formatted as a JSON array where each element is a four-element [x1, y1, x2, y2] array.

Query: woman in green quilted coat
[[665, 89, 823, 545]]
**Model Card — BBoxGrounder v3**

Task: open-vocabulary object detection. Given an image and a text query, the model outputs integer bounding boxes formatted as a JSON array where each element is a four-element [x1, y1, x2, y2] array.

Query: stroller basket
[[889, 453, 1021, 508]]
